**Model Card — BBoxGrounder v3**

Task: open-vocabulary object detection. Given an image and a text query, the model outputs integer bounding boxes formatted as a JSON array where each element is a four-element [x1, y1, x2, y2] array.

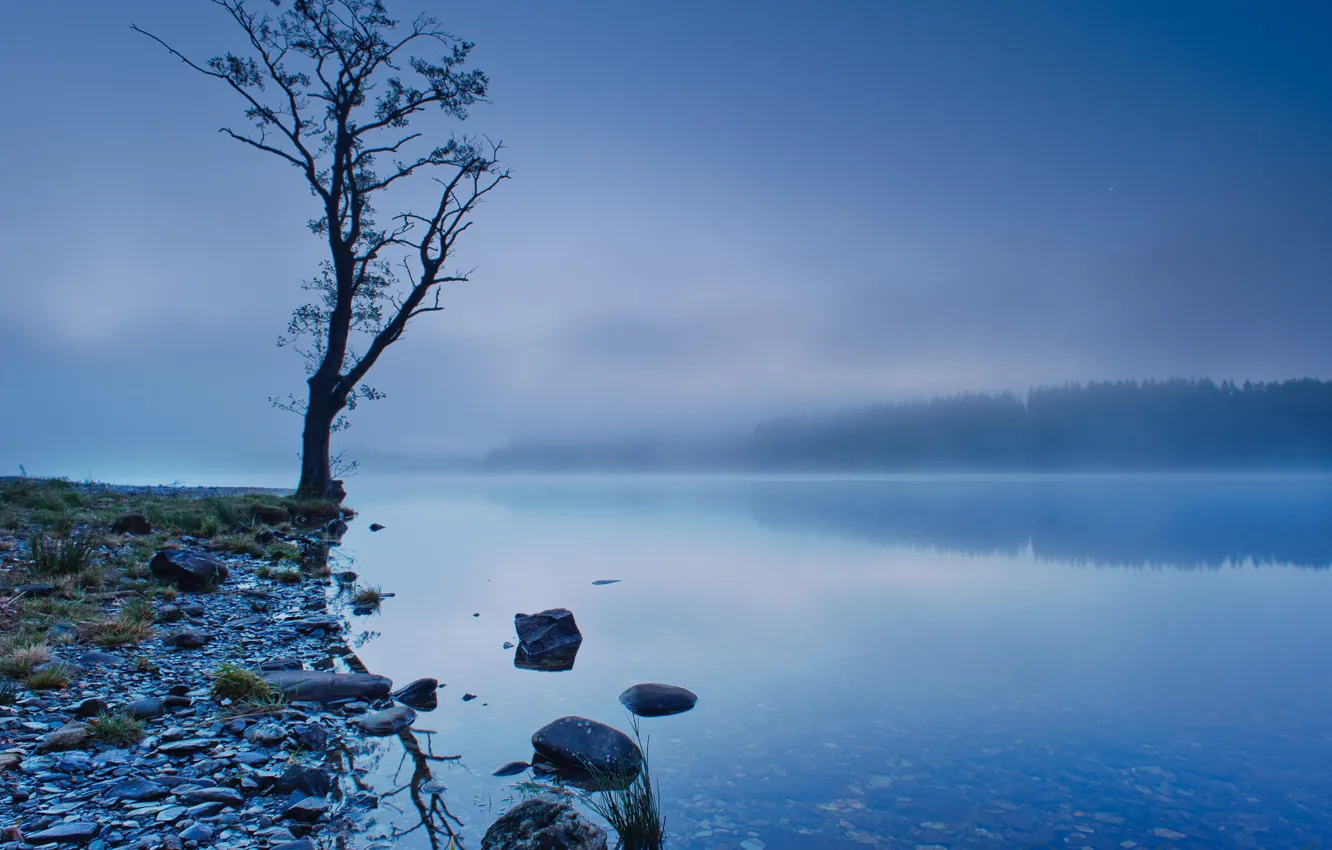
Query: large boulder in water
[[150, 549, 229, 591], [514, 609, 582, 671], [261, 670, 392, 702], [392, 677, 439, 711], [619, 683, 698, 717], [481, 795, 607, 850], [531, 716, 642, 777]]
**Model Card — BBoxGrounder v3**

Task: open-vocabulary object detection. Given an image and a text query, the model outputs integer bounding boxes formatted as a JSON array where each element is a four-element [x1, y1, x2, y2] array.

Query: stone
[[157, 604, 183, 623], [261, 671, 392, 702], [244, 723, 287, 748], [24, 822, 101, 845], [270, 841, 315, 850], [369, 523, 385, 532], [354, 705, 416, 736], [111, 514, 153, 535], [481, 795, 607, 850], [289, 723, 328, 751], [178, 824, 213, 843], [514, 643, 580, 673], [163, 631, 209, 650], [157, 739, 213, 756], [179, 787, 244, 807], [515, 609, 582, 656], [276, 764, 331, 797], [333, 571, 357, 584], [149, 550, 229, 591], [283, 796, 331, 823], [391, 678, 439, 711], [80, 651, 124, 667], [618, 683, 698, 717], [326, 519, 349, 537], [108, 779, 169, 801], [462, 693, 478, 702], [74, 698, 110, 718], [39, 722, 92, 753], [492, 761, 531, 777], [14, 583, 57, 597], [284, 617, 342, 635], [531, 716, 642, 777], [127, 698, 166, 720]]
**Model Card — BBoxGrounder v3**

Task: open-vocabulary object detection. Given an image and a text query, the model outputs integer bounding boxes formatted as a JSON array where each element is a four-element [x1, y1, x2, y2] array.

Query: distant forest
[[484, 379, 1332, 471]]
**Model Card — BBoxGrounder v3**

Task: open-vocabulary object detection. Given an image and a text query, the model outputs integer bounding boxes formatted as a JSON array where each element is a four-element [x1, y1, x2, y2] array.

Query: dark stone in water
[[619, 683, 698, 717], [481, 795, 607, 850], [351, 605, 377, 616], [276, 764, 331, 797], [514, 643, 579, 672], [334, 571, 358, 584], [462, 693, 477, 702], [590, 580, 621, 586], [111, 514, 152, 535], [531, 716, 642, 777], [283, 795, 331, 823], [392, 678, 440, 711], [369, 523, 385, 532], [150, 549, 229, 591], [492, 761, 531, 777]]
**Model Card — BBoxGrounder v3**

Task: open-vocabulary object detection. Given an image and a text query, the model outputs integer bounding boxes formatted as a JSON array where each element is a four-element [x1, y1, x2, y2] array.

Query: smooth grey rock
[[391, 678, 439, 711], [353, 705, 416, 736], [38, 722, 91, 753], [149, 550, 228, 591], [164, 631, 209, 650], [481, 795, 607, 850], [244, 723, 287, 748], [25, 822, 100, 844], [283, 796, 331, 823], [178, 824, 213, 843], [126, 698, 166, 720], [157, 739, 213, 756], [261, 670, 391, 702], [531, 716, 642, 776], [179, 787, 244, 807], [108, 778, 169, 801], [492, 761, 531, 777], [618, 683, 698, 717], [74, 698, 110, 718], [81, 651, 124, 667]]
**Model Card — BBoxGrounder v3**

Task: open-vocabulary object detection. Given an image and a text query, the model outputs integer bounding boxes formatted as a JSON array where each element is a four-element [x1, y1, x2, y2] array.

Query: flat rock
[[80, 650, 124, 667], [618, 683, 698, 717], [276, 764, 331, 797], [283, 796, 331, 823], [285, 617, 342, 634], [24, 822, 100, 845], [150, 549, 229, 591], [481, 795, 607, 850], [179, 824, 214, 843], [180, 786, 244, 807], [262, 670, 392, 702], [531, 716, 642, 777], [354, 705, 416, 736], [39, 722, 91, 753], [108, 778, 169, 801], [157, 738, 213, 756]]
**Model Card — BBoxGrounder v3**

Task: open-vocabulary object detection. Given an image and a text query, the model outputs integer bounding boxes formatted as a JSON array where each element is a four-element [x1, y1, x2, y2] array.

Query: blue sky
[[1, 1, 1329, 482]]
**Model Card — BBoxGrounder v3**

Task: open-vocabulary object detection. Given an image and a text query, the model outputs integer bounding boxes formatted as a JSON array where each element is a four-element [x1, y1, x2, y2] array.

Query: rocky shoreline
[[0, 480, 407, 849]]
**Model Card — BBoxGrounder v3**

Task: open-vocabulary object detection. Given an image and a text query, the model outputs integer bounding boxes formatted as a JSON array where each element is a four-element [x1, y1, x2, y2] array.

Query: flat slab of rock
[[150, 549, 229, 591], [262, 670, 392, 702], [481, 795, 607, 850], [354, 705, 416, 736], [108, 778, 169, 801], [284, 795, 331, 823], [619, 683, 698, 717], [157, 738, 213, 756], [39, 722, 91, 753], [25, 822, 100, 844], [531, 716, 642, 777]]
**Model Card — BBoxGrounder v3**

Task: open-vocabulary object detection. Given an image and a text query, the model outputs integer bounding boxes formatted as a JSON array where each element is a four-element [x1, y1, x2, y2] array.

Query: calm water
[[331, 476, 1332, 849]]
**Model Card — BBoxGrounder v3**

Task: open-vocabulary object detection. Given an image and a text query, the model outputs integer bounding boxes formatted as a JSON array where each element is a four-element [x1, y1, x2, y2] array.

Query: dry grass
[[0, 642, 53, 679], [88, 712, 146, 746], [26, 663, 74, 690]]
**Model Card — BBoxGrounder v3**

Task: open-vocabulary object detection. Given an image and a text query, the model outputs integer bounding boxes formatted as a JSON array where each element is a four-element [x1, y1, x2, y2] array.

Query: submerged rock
[[619, 683, 698, 717], [492, 761, 531, 777], [515, 609, 583, 657], [150, 549, 229, 591], [481, 795, 607, 850], [261, 670, 392, 702], [531, 716, 642, 777], [354, 705, 416, 736]]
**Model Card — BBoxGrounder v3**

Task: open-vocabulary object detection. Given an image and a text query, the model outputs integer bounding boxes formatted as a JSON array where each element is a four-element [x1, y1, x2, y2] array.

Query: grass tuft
[[275, 567, 302, 584], [351, 585, 383, 607], [0, 678, 18, 705], [79, 599, 156, 647], [26, 663, 73, 690], [212, 662, 284, 707], [27, 533, 96, 576], [0, 642, 53, 679], [580, 716, 665, 850], [88, 712, 146, 746]]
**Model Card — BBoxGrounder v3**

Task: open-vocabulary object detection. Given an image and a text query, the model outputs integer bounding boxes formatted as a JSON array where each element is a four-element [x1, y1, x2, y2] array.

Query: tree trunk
[[297, 388, 341, 499]]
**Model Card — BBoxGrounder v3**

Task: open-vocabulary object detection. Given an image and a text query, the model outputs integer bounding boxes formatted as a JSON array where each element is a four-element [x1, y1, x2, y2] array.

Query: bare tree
[[135, 0, 509, 498]]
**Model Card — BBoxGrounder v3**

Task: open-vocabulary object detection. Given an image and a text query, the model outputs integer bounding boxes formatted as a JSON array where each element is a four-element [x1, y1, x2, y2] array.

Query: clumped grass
[[26, 663, 73, 690], [0, 642, 53, 679], [88, 712, 146, 746], [27, 533, 96, 577], [130, 654, 160, 674], [212, 663, 286, 711], [255, 564, 273, 580], [580, 717, 665, 850], [0, 678, 18, 705], [209, 534, 265, 557], [275, 568, 302, 584], [351, 585, 383, 607], [79, 599, 156, 647]]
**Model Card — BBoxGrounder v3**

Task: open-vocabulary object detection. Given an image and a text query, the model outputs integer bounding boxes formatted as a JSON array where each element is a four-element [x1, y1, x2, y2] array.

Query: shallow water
[[333, 476, 1332, 849]]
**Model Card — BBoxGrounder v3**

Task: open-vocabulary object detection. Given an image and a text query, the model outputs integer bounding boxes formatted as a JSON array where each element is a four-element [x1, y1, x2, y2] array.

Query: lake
[[330, 475, 1332, 849]]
